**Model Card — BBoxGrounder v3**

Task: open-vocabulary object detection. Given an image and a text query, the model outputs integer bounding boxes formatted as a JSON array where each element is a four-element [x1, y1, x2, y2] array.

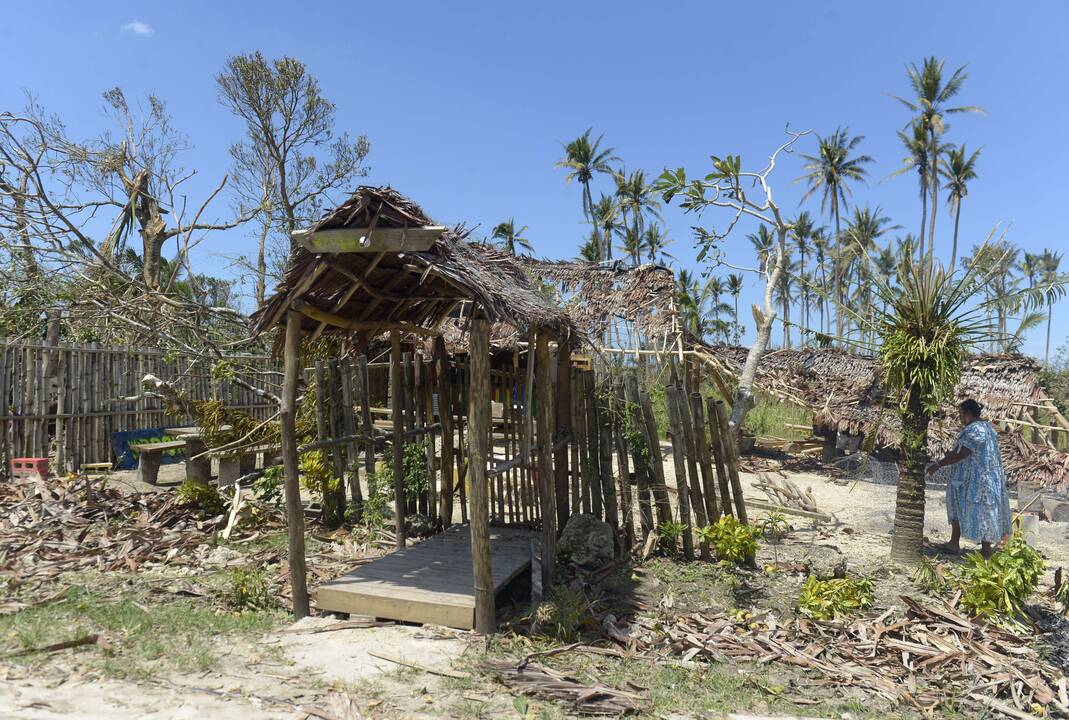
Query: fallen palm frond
[[485, 660, 649, 715]]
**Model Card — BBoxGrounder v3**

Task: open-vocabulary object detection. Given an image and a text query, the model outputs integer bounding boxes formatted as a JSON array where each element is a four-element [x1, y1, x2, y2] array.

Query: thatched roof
[[251, 187, 575, 344], [705, 345, 1069, 492]]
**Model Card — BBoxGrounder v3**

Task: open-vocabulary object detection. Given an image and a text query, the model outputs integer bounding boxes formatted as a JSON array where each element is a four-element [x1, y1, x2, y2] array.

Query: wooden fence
[[0, 339, 280, 473]]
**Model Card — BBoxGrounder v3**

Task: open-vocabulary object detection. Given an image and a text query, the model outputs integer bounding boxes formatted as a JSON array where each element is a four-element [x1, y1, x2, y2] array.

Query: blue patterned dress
[[945, 420, 1012, 543]]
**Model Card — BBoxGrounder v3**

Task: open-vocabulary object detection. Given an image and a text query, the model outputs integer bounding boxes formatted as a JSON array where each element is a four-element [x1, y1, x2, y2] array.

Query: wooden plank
[[281, 311, 310, 619], [534, 333, 556, 588], [293, 226, 446, 253], [391, 332, 406, 548], [314, 526, 533, 629]]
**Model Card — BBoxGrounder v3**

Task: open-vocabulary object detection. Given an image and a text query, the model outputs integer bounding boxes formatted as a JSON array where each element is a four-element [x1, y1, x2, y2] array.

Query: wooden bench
[[130, 440, 187, 485]]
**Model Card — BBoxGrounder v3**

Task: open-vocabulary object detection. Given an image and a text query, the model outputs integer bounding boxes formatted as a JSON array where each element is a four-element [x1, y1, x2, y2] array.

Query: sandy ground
[[3, 447, 1068, 719]]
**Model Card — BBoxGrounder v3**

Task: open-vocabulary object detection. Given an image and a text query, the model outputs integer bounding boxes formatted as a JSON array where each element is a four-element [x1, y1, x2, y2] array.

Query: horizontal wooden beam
[[291, 299, 437, 337], [293, 226, 446, 253]]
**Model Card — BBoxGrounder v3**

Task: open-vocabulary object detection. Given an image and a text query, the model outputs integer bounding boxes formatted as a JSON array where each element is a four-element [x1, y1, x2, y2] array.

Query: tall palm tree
[[940, 145, 981, 268], [890, 120, 933, 263], [843, 206, 898, 344], [615, 169, 661, 262], [642, 223, 673, 264], [491, 218, 533, 255], [578, 228, 602, 262], [677, 268, 708, 339], [555, 128, 619, 227], [1041, 250, 1066, 365], [791, 211, 815, 344], [749, 225, 775, 268], [798, 128, 874, 339], [1019, 251, 1043, 289], [894, 57, 984, 258], [810, 227, 830, 336], [590, 193, 623, 263], [773, 255, 799, 348], [726, 273, 745, 344], [619, 226, 643, 265], [706, 277, 733, 344]]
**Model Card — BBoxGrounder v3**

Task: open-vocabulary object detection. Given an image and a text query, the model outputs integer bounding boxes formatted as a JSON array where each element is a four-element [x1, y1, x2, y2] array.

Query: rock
[[801, 544, 846, 580], [203, 545, 244, 567], [1044, 501, 1069, 524], [557, 513, 614, 570]]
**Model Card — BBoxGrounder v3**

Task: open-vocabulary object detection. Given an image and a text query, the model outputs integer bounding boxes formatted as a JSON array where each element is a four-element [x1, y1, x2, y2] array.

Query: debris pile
[[625, 596, 1069, 717]]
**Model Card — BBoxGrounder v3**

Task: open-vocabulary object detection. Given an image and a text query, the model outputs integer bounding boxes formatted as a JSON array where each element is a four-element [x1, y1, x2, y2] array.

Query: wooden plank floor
[[314, 525, 534, 629]]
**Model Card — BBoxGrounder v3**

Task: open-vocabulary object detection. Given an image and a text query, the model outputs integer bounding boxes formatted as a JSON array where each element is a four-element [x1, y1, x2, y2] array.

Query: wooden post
[[339, 359, 364, 520], [584, 372, 603, 518], [356, 355, 375, 479], [690, 393, 721, 522], [715, 400, 748, 524], [707, 397, 735, 518], [639, 390, 673, 527], [434, 336, 455, 526], [597, 391, 619, 532], [391, 331, 407, 548], [665, 386, 695, 560], [534, 332, 556, 588], [468, 314, 495, 633], [553, 342, 572, 532], [315, 360, 344, 527], [280, 311, 309, 619], [612, 383, 635, 551], [623, 375, 654, 538], [677, 390, 710, 559]]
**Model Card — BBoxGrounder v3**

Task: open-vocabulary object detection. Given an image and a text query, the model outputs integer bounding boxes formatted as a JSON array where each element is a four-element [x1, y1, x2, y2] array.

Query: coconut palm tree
[[894, 57, 984, 258], [749, 225, 775, 268], [555, 128, 619, 226], [798, 128, 874, 339], [1019, 251, 1044, 289], [619, 226, 643, 265], [591, 194, 623, 263], [491, 218, 533, 255], [773, 254, 798, 348], [726, 273, 745, 344], [810, 227, 830, 336], [643, 224, 673, 264], [791, 212, 815, 344], [843, 206, 898, 345], [677, 268, 708, 339], [890, 120, 934, 263], [615, 169, 661, 262], [940, 145, 981, 268], [1041, 250, 1066, 365], [705, 276, 734, 344], [578, 228, 602, 262]]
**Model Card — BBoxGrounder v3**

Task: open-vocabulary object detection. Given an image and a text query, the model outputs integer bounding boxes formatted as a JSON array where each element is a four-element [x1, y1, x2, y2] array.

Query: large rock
[[801, 544, 846, 580], [557, 513, 615, 570]]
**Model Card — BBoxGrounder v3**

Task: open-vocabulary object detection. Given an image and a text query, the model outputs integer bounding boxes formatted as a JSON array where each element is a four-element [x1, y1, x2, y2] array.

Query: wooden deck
[[314, 525, 534, 629]]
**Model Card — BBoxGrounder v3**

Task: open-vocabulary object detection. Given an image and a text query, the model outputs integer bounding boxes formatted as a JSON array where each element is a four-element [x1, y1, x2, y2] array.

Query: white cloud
[[120, 20, 154, 36]]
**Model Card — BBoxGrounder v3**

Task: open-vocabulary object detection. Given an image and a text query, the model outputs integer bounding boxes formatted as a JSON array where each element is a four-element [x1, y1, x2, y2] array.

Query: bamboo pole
[[584, 372, 603, 518], [623, 374, 654, 538], [639, 390, 673, 527], [434, 337, 454, 526], [612, 383, 635, 551], [553, 343, 572, 531], [665, 386, 695, 560], [391, 331, 406, 548], [535, 332, 557, 587], [715, 400, 748, 524], [690, 393, 721, 522], [707, 397, 734, 519], [280, 312, 309, 619], [597, 391, 619, 532], [468, 314, 495, 633]]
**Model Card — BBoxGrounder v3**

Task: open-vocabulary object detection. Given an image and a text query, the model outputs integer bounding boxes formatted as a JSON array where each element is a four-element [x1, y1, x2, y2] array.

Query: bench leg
[[218, 457, 241, 488], [239, 453, 257, 475], [138, 453, 163, 486], [185, 439, 211, 485]]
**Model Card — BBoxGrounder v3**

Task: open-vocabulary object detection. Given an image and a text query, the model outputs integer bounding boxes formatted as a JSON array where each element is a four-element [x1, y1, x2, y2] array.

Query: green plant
[[697, 516, 759, 564], [224, 568, 276, 611], [797, 576, 874, 620], [958, 532, 1044, 619], [251, 464, 283, 505], [657, 521, 687, 556], [1054, 575, 1069, 614], [530, 585, 593, 642], [912, 558, 952, 596], [174, 480, 226, 516], [756, 512, 790, 564]]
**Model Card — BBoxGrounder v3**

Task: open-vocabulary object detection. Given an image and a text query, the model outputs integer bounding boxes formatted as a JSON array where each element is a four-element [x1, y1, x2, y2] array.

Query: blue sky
[[3, 1, 1067, 359]]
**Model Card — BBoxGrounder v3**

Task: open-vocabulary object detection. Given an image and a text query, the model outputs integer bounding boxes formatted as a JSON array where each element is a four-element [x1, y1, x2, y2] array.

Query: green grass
[[0, 583, 284, 678], [744, 395, 813, 440]]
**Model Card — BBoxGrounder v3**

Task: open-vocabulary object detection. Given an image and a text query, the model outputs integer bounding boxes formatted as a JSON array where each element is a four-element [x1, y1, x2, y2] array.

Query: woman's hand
[[925, 461, 940, 476]]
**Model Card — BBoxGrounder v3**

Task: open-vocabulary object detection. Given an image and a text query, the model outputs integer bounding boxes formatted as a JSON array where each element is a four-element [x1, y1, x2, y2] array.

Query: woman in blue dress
[[925, 399, 1012, 559]]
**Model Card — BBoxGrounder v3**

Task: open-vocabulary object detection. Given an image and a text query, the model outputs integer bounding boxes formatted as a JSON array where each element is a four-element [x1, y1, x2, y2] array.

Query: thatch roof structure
[[251, 187, 575, 344], [705, 345, 1069, 492]]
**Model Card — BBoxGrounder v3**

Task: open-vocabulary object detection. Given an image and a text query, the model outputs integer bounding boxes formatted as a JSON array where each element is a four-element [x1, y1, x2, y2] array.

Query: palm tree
[[726, 273, 745, 344], [677, 268, 708, 339], [1041, 250, 1066, 365], [748, 225, 775, 267], [940, 145, 981, 268], [1019, 251, 1044, 289], [798, 128, 874, 339], [894, 57, 984, 258], [705, 277, 734, 344], [810, 227, 830, 336], [619, 226, 643, 265], [615, 169, 661, 262], [555, 128, 619, 227], [643, 223, 673, 264], [590, 194, 623, 262], [843, 206, 898, 344], [773, 255, 799, 348], [791, 212, 815, 344], [491, 218, 533, 255], [578, 228, 602, 262], [890, 120, 934, 263]]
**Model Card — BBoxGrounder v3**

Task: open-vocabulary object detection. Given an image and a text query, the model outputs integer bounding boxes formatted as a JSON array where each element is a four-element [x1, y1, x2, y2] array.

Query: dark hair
[[959, 399, 983, 417]]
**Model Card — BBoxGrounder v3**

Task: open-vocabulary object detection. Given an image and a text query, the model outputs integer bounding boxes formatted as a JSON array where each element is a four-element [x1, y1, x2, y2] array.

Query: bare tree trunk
[[950, 202, 962, 270], [728, 234, 786, 438], [255, 216, 270, 306], [928, 130, 939, 261]]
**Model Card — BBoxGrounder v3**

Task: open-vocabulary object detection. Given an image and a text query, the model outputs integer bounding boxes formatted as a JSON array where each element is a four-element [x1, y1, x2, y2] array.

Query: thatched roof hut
[[251, 186, 575, 346]]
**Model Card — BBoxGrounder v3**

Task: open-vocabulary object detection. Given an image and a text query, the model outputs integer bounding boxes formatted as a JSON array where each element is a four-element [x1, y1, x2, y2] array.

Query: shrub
[[797, 576, 874, 620], [697, 516, 759, 564], [657, 521, 687, 556], [531, 586, 593, 642], [912, 558, 951, 596], [174, 480, 226, 516], [252, 464, 283, 505], [224, 568, 275, 611], [958, 532, 1044, 619]]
